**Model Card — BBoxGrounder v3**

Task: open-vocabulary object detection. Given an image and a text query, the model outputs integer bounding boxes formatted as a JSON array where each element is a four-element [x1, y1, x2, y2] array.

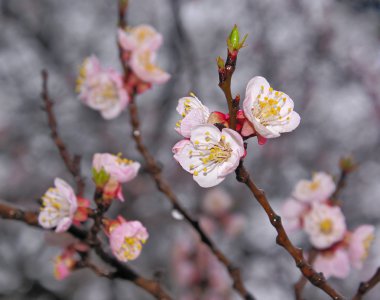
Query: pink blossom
[[173, 125, 245, 188], [293, 172, 336, 203], [53, 248, 77, 280], [77, 56, 129, 120], [73, 197, 91, 225], [93, 153, 140, 183], [118, 25, 163, 52], [349, 225, 375, 269], [129, 47, 170, 84], [281, 197, 307, 232], [313, 248, 351, 279], [243, 76, 300, 138], [303, 203, 347, 249], [108, 216, 149, 262], [175, 95, 210, 138], [38, 178, 78, 233]]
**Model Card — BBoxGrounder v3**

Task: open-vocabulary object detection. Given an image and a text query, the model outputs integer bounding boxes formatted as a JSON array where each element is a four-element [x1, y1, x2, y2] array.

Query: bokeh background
[[1, 0, 380, 299]]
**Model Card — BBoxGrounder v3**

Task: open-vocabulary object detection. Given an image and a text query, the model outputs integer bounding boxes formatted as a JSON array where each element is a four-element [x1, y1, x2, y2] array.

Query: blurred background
[[1, 0, 380, 299]]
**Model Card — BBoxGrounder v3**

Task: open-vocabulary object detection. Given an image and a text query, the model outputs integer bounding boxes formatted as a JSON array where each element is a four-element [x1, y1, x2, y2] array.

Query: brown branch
[[117, 2, 254, 299], [294, 248, 318, 300], [352, 267, 380, 300], [235, 163, 345, 300], [0, 201, 172, 300], [41, 70, 85, 196], [218, 50, 239, 130]]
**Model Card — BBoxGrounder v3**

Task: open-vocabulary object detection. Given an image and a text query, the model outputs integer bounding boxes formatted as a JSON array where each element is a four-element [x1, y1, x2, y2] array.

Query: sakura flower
[[93, 153, 140, 183], [118, 25, 163, 52], [39, 178, 77, 233], [175, 95, 210, 138], [243, 76, 300, 138], [303, 203, 346, 249], [92, 153, 140, 201], [77, 56, 129, 120], [293, 172, 336, 203], [107, 216, 148, 262], [281, 197, 307, 232], [349, 225, 375, 269], [173, 124, 245, 188], [129, 47, 170, 84], [313, 248, 351, 279]]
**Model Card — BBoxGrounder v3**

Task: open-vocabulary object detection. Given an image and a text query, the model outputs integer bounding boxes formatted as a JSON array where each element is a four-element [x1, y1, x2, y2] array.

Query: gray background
[[1, 0, 380, 299]]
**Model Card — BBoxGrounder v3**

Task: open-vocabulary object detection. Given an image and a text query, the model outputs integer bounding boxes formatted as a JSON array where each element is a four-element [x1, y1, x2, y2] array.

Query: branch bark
[[352, 267, 380, 300], [235, 164, 345, 300]]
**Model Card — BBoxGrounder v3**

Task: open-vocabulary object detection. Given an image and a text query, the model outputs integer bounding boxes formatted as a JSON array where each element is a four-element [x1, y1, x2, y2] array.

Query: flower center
[[361, 234, 374, 261], [119, 237, 142, 260], [319, 219, 333, 234], [309, 180, 320, 191], [189, 135, 232, 176], [139, 51, 159, 72], [253, 86, 292, 126]]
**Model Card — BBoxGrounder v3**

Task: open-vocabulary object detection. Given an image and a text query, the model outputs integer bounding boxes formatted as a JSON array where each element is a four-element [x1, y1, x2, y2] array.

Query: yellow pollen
[[194, 140, 200, 145], [193, 170, 199, 176], [361, 234, 374, 261], [309, 181, 320, 191], [269, 87, 273, 93], [319, 219, 333, 234]]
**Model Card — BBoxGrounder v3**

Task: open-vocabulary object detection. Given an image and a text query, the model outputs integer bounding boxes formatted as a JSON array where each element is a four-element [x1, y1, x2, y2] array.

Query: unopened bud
[[217, 56, 225, 69], [227, 25, 248, 52], [339, 155, 358, 173], [92, 167, 110, 187]]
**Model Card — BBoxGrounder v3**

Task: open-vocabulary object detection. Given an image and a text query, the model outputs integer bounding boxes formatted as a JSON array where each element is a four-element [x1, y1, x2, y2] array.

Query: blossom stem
[[352, 267, 380, 300], [218, 50, 239, 130], [41, 70, 86, 197], [235, 162, 345, 300], [0, 201, 172, 299]]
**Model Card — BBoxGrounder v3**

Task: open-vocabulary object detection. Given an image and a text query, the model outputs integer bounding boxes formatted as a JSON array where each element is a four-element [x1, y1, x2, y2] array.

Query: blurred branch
[[293, 248, 318, 300], [41, 70, 86, 196], [0, 201, 172, 300], [352, 267, 380, 300], [235, 163, 344, 300], [118, 2, 254, 299]]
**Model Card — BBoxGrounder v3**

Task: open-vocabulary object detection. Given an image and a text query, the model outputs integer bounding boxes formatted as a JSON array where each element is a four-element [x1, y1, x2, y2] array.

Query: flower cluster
[[77, 25, 169, 120], [118, 24, 170, 91], [104, 216, 149, 262], [173, 76, 300, 187], [282, 172, 375, 278]]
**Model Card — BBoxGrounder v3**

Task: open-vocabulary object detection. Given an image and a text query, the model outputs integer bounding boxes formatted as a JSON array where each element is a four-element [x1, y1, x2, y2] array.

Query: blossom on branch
[[175, 95, 210, 138], [38, 178, 78, 233], [118, 24, 170, 88], [77, 56, 129, 120], [242, 76, 300, 138], [173, 124, 244, 188], [349, 225, 375, 269], [118, 25, 163, 52], [293, 172, 336, 203], [314, 248, 351, 279], [130, 47, 170, 84], [92, 153, 140, 201], [303, 203, 346, 249], [105, 216, 149, 262]]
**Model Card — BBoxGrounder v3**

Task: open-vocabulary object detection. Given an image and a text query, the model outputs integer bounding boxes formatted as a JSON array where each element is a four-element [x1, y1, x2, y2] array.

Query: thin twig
[[235, 163, 345, 300], [0, 201, 172, 300], [352, 267, 380, 300], [41, 70, 85, 196], [294, 248, 318, 300]]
